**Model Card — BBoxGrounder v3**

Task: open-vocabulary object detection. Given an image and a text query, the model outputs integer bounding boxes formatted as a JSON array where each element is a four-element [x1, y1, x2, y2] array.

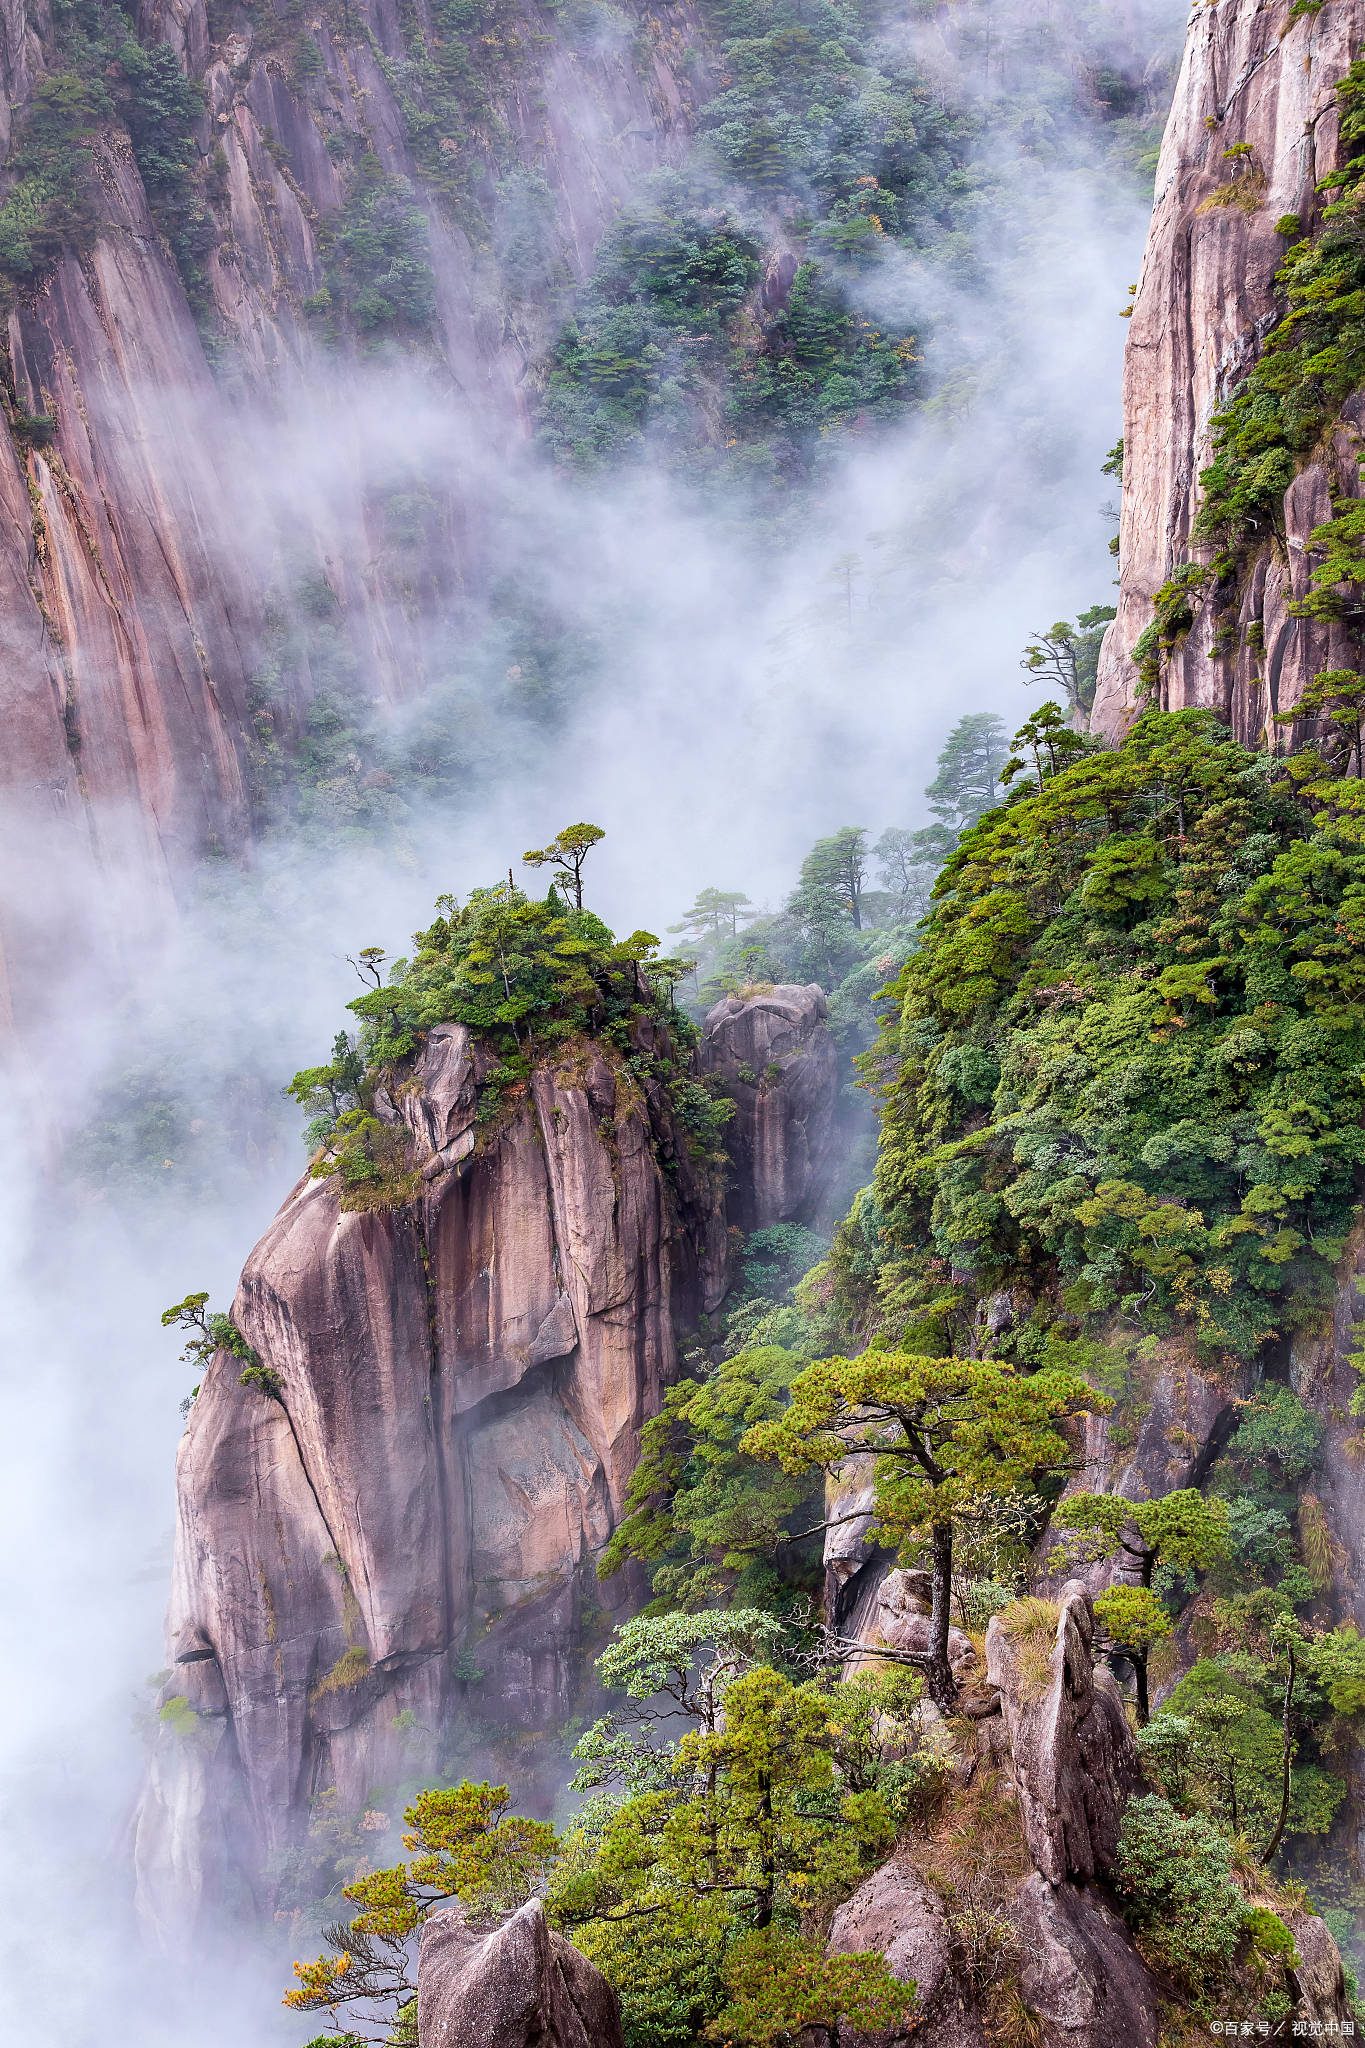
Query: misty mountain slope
[[0, 0, 704, 931], [0, 0, 1219, 2041], [0, 0, 1173, 1027], [263, 11, 1365, 2039]]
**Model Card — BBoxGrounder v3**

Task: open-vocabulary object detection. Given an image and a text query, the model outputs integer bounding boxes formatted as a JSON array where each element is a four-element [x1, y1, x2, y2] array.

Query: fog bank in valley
[[0, 0, 1183, 2032]]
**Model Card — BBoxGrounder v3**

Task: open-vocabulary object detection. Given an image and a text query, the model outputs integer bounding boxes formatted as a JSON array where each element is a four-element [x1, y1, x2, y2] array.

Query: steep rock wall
[[1093, 0, 1365, 739], [134, 1015, 729, 1933], [0, 0, 704, 1013], [700, 983, 839, 1232], [1291, 1223, 1365, 1873], [134, 984, 840, 1935]]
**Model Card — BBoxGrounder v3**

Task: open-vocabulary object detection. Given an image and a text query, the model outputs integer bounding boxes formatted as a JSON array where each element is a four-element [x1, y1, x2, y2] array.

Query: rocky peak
[[828, 1576, 1353, 2046], [985, 1581, 1139, 1886], [134, 1020, 730, 1931], [134, 982, 838, 1934]]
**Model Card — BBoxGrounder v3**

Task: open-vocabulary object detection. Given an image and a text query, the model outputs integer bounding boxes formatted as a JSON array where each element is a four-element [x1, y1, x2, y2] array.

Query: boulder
[[826, 1861, 988, 2048], [844, 1566, 977, 1679], [1282, 1906, 1357, 2028], [985, 1583, 1140, 1884], [825, 1859, 1166, 2048], [417, 1899, 624, 2048], [1010, 1873, 1160, 2048], [701, 983, 838, 1230]]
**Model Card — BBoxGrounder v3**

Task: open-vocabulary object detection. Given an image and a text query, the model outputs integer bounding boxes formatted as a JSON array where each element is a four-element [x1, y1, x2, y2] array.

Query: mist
[[0, 0, 1184, 2034]]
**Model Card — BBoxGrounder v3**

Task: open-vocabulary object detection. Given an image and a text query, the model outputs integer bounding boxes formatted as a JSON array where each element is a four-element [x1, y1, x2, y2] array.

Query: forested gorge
[[13, 0, 1365, 2040]]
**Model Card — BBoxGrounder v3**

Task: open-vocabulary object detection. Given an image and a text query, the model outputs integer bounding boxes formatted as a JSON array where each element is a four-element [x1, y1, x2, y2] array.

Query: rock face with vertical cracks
[[417, 1898, 625, 2048], [133, 1018, 729, 1934], [701, 984, 838, 1231], [0, 0, 707, 1022], [1092, 0, 1365, 741], [985, 1581, 1140, 1885]]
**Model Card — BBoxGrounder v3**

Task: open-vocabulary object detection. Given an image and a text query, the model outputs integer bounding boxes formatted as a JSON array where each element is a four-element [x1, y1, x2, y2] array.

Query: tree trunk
[[1262, 1645, 1296, 1866], [928, 1520, 958, 1712], [757, 1772, 774, 1927]]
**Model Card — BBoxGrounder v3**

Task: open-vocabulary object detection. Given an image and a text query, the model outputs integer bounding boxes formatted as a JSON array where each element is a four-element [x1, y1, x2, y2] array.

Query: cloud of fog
[[0, 0, 1186, 2033]]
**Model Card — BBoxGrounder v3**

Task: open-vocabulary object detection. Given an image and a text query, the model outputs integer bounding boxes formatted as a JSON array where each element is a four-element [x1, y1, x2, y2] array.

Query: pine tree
[[924, 713, 1010, 834]]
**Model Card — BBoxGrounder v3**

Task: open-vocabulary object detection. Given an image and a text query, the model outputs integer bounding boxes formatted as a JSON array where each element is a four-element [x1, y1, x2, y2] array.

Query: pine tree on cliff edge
[[743, 1349, 1107, 1711]]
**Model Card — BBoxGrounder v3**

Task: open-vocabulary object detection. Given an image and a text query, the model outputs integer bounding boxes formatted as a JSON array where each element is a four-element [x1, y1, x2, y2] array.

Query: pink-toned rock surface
[[0, 0, 707, 1018], [133, 1022, 727, 1931], [985, 1581, 1140, 1885], [1093, 0, 1365, 740], [827, 1860, 988, 2048], [701, 983, 838, 1231], [839, 1562, 977, 1678], [418, 1899, 624, 2048]]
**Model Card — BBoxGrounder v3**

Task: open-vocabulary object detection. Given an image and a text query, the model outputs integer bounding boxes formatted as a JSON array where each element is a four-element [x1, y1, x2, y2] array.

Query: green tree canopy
[[522, 820, 605, 909], [284, 1620, 918, 2048], [598, 1347, 823, 1614], [924, 713, 1010, 834], [1055, 1488, 1230, 1588], [854, 709, 1365, 1360], [744, 1349, 1105, 1707], [1093, 1583, 1172, 1725], [669, 888, 757, 941], [800, 828, 869, 930], [284, 877, 726, 1209]]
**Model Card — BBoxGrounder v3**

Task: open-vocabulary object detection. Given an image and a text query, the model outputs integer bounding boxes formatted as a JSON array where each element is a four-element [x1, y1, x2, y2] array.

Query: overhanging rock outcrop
[[134, 1017, 730, 1934], [135, 985, 839, 1936]]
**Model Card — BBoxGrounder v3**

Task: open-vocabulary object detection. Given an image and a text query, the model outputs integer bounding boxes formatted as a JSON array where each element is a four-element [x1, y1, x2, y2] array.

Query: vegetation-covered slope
[[834, 710, 1365, 1359], [248, 710, 1365, 2048]]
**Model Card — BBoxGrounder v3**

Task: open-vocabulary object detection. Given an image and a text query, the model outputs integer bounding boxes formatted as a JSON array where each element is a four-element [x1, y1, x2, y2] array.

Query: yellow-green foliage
[[287, 873, 730, 1204], [1298, 1493, 1334, 1592], [996, 1596, 1060, 1701], [1094, 1584, 1172, 1653], [158, 1694, 199, 1738], [287, 1646, 908, 2047], [310, 1645, 371, 1701], [1244, 1905, 1299, 1968]]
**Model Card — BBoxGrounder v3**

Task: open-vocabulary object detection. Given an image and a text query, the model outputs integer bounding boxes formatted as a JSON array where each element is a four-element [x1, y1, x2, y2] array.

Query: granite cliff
[[134, 980, 836, 1933], [0, 0, 704, 1019], [1094, 0, 1365, 739]]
